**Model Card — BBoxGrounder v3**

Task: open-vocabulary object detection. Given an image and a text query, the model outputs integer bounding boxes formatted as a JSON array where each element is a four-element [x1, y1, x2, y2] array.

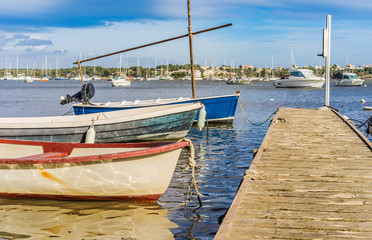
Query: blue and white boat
[[73, 91, 240, 124], [55, 77, 69, 80], [0, 103, 201, 143]]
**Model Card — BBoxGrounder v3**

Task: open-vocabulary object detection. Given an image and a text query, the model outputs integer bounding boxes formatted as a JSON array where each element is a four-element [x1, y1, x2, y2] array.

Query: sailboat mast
[[137, 56, 140, 77], [126, 54, 129, 76], [119, 53, 122, 75], [93, 59, 96, 75], [146, 58, 148, 78], [45, 56, 48, 76], [290, 45, 296, 69], [187, 0, 196, 98], [56, 57, 59, 77], [154, 57, 157, 77]]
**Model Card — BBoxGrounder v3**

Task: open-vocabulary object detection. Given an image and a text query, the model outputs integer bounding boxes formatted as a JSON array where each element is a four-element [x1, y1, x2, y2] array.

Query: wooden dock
[[215, 107, 372, 239]]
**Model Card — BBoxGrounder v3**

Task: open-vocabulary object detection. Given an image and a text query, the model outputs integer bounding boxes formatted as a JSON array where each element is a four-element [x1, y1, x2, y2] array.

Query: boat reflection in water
[[0, 199, 177, 239]]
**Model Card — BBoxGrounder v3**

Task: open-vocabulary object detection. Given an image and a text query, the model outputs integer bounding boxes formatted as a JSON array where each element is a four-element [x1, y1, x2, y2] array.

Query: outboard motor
[[60, 83, 95, 105]]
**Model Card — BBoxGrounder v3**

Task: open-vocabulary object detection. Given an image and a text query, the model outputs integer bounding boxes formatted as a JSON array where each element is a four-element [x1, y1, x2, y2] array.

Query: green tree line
[[2, 64, 372, 79]]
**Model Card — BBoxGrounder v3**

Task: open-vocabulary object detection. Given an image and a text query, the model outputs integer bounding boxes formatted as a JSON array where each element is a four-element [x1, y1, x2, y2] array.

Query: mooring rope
[[237, 96, 278, 127], [349, 115, 372, 136], [353, 116, 372, 129], [182, 138, 202, 207], [62, 107, 74, 116], [205, 111, 209, 145]]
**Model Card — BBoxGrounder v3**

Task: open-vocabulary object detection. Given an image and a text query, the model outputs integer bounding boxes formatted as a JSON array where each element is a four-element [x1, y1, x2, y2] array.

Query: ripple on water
[[0, 80, 371, 239]]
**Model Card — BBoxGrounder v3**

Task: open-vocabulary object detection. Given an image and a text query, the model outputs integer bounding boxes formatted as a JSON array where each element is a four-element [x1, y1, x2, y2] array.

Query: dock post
[[318, 15, 331, 107], [325, 15, 331, 106]]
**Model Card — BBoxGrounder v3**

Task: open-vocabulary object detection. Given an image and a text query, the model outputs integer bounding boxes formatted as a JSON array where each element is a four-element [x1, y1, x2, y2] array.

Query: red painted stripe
[[0, 138, 181, 153], [18, 152, 68, 160], [0, 192, 162, 201], [0, 139, 190, 165]]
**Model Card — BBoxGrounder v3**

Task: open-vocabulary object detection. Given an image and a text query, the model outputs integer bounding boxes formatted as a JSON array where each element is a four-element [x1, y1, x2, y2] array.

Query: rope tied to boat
[[182, 138, 202, 207], [62, 107, 74, 116], [95, 112, 109, 120], [351, 115, 372, 136]]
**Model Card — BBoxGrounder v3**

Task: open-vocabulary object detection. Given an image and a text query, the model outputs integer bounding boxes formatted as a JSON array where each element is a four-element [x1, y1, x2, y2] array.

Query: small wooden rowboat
[[73, 92, 240, 124], [0, 138, 190, 201], [0, 102, 201, 143]]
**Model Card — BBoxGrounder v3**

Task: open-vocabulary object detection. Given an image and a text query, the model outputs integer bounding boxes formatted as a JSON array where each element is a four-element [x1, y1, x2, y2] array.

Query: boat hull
[[73, 93, 240, 124], [111, 78, 131, 87], [0, 139, 188, 201], [335, 79, 364, 86], [0, 103, 201, 143], [273, 79, 325, 88], [226, 79, 252, 85]]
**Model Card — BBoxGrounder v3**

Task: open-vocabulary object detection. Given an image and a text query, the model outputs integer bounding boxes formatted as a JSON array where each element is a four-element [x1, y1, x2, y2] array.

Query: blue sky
[[1, 0, 372, 69]]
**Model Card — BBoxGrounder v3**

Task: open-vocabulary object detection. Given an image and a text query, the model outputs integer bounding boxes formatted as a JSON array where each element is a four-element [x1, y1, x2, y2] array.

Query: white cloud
[[2, 0, 372, 70], [0, 0, 64, 15]]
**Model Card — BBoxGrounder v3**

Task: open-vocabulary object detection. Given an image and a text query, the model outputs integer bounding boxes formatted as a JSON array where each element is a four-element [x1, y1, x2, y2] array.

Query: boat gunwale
[[0, 102, 202, 128], [73, 92, 240, 109], [0, 192, 162, 201], [0, 139, 189, 165]]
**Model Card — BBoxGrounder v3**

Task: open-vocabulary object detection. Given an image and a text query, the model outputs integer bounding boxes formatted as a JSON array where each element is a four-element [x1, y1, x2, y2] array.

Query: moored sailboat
[[69, 11, 234, 123], [111, 53, 131, 87]]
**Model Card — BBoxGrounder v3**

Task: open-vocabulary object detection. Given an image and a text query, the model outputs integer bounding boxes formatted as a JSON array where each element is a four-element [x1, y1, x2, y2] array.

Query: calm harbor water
[[0, 79, 371, 239]]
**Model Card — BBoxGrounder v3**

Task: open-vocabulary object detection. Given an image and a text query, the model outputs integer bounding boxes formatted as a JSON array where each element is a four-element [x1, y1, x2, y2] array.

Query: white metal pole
[[325, 15, 331, 106]]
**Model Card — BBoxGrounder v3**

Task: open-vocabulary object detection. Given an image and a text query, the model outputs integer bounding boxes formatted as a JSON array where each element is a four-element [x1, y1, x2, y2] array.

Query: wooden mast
[[187, 0, 196, 98], [73, 23, 232, 65], [78, 60, 84, 85], [72, 4, 232, 89]]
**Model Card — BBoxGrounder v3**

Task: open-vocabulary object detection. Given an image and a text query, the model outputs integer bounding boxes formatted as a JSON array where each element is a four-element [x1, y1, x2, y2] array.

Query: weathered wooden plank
[[231, 218, 372, 232], [226, 226, 372, 239], [233, 208, 372, 221], [215, 107, 372, 239]]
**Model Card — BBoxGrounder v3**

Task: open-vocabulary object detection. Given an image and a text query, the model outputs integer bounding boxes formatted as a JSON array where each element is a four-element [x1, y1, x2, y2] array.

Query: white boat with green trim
[[335, 72, 364, 86]]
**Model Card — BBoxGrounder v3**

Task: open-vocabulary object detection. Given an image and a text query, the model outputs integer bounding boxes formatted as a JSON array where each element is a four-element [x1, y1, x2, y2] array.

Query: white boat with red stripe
[[0, 138, 190, 201]]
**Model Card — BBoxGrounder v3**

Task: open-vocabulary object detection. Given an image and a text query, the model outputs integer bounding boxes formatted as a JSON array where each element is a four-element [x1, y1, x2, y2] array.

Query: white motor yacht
[[110, 76, 131, 87], [226, 76, 252, 85], [274, 69, 325, 88], [335, 72, 364, 86]]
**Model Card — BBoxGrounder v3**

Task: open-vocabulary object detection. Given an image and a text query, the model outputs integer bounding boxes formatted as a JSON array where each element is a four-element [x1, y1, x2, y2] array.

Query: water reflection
[[0, 199, 177, 239], [159, 125, 262, 239], [2, 80, 372, 239]]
